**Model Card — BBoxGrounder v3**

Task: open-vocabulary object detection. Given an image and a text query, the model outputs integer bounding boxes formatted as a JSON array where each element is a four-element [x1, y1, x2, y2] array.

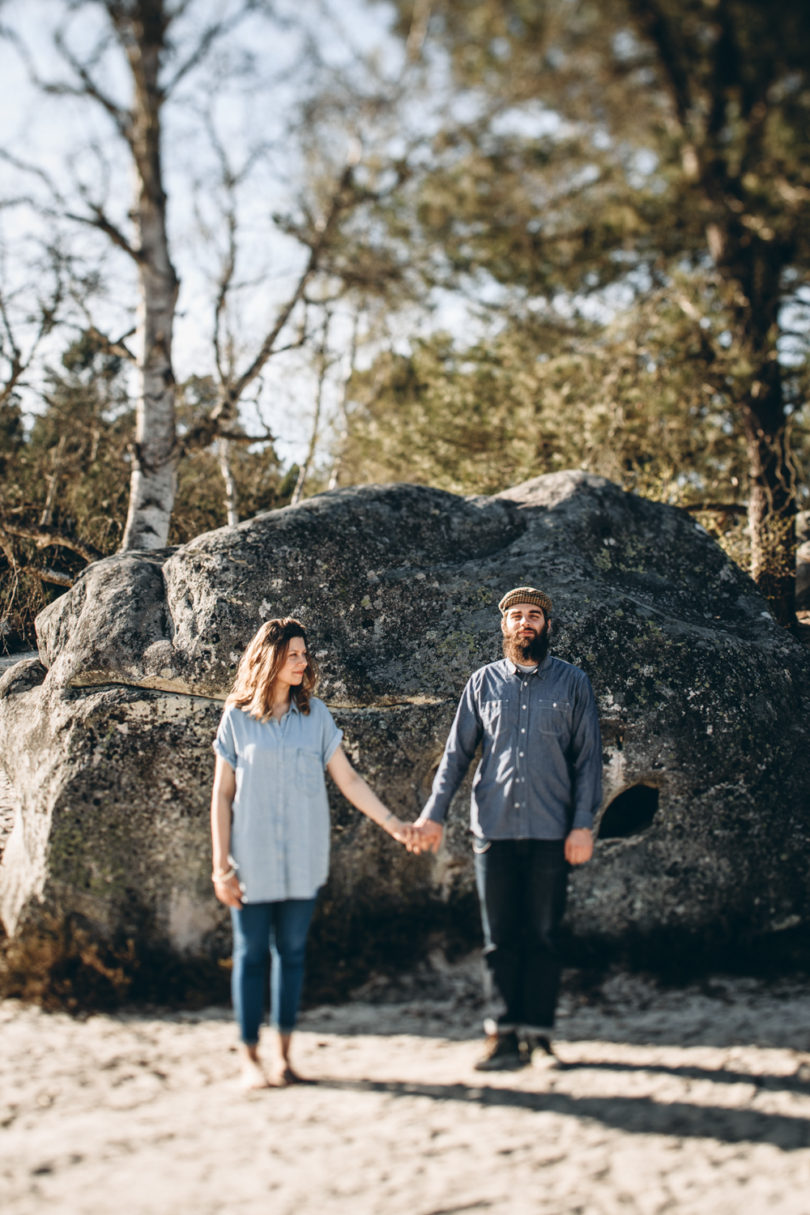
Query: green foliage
[[338, 269, 809, 573], [373, 0, 810, 617], [0, 346, 294, 649]]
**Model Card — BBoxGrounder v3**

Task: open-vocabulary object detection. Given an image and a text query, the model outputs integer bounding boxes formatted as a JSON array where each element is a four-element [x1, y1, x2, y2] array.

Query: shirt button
[[521, 728, 526, 733], [519, 751, 525, 757], [522, 705, 527, 710]]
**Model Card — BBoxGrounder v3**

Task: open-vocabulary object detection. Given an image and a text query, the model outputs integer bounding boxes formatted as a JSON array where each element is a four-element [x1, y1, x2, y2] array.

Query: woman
[[211, 616, 409, 1090]]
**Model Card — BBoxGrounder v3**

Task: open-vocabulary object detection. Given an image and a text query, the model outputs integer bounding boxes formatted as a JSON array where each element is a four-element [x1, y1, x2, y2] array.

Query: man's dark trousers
[[473, 838, 569, 1031]]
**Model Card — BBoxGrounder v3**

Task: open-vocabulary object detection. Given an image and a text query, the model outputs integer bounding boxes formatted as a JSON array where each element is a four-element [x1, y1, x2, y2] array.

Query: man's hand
[[406, 819, 444, 855], [564, 827, 593, 866]]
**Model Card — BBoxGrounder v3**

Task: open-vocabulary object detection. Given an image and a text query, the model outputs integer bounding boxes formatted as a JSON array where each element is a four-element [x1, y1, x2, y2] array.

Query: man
[[412, 586, 602, 1070]]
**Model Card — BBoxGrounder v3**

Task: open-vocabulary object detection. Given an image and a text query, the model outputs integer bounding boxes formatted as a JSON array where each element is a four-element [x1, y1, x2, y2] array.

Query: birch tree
[[8, 0, 275, 549]]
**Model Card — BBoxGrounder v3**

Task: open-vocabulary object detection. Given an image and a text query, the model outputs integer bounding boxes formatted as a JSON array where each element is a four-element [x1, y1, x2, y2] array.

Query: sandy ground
[[2, 651, 810, 1213], [2, 961, 810, 1215]]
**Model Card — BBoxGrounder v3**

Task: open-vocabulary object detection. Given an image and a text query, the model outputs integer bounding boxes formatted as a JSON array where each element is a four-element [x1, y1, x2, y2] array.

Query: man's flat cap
[[498, 586, 552, 616]]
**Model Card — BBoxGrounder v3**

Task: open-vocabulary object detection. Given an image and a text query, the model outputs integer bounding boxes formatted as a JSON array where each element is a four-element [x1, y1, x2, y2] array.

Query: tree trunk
[[119, 2, 179, 551], [291, 315, 331, 507], [727, 235, 797, 625], [742, 365, 796, 625], [217, 437, 239, 527]]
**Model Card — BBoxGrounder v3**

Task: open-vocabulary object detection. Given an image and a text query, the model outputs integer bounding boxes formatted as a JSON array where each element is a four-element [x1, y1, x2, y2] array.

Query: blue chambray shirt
[[213, 697, 343, 902], [422, 656, 602, 840]]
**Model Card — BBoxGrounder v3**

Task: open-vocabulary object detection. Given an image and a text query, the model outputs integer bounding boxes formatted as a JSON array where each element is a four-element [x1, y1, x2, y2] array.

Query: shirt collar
[[505, 655, 551, 677]]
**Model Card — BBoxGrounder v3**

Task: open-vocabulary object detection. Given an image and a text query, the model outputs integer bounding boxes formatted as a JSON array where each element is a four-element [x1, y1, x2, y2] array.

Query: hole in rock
[[598, 784, 659, 840]]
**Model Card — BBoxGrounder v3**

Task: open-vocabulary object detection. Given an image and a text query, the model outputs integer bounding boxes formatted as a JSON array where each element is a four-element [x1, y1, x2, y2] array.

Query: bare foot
[[239, 1055, 273, 1091], [279, 1063, 315, 1086]]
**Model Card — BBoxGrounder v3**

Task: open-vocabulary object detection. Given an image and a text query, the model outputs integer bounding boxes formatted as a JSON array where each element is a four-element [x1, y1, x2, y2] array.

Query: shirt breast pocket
[[297, 748, 324, 796], [536, 699, 570, 736]]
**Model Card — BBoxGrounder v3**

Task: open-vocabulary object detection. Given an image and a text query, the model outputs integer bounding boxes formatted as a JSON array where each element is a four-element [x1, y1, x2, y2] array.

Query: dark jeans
[[230, 897, 317, 1044], [473, 838, 569, 1033]]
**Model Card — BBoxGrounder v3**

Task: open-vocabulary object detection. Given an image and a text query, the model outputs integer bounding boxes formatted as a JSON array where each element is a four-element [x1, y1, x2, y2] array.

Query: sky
[[0, 0, 433, 467]]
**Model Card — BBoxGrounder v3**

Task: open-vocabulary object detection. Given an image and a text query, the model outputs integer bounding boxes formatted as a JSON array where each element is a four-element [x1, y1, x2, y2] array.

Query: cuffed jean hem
[[230, 896, 317, 1045]]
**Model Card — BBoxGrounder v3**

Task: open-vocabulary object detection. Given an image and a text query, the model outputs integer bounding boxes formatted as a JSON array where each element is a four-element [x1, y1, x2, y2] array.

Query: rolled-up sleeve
[[317, 701, 343, 766], [213, 706, 237, 768], [422, 676, 483, 824]]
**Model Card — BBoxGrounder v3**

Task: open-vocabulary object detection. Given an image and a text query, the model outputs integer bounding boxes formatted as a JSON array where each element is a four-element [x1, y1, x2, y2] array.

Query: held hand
[[380, 810, 415, 848], [391, 821, 418, 849], [565, 827, 593, 866], [406, 819, 444, 855]]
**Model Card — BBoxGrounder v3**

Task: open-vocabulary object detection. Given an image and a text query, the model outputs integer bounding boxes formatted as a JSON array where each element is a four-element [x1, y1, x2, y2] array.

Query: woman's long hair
[[226, 618, 318, 719]]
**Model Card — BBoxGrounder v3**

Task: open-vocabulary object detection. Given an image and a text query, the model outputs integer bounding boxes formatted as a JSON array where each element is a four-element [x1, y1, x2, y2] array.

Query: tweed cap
[[498, 586, 552, 616]]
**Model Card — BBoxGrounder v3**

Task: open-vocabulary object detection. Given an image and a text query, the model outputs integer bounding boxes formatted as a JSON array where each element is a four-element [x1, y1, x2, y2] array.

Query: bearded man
[[412, 586, 602, 1070]]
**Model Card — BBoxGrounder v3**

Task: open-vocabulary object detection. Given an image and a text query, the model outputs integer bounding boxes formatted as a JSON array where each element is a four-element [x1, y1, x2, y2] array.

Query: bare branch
[[227, 164, 358, 404], [64, 203, 140, 262], [0, 148, 65, 206], [290, 309, 332, 505], [162, 9, 254, 98], [50, 27, 132, 142], [205, 117, 239, 384], [85, 324, 137, 363], [404, 0, 433, 65], [177, 417, 276, 457], [0, 264, 64, 406], [36, 568, 75, 588], [682, 502, 747, 517], [0, 523, 102, 563]]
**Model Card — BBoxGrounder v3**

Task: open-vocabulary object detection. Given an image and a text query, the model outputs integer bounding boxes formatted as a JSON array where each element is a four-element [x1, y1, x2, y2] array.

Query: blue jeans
[[473, 838, 568, 1033], [230, 898, 317, 1044]]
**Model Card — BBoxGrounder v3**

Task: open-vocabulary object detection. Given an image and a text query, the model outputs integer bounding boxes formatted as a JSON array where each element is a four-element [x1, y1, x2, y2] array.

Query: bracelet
[[212, 867, 236, 883]]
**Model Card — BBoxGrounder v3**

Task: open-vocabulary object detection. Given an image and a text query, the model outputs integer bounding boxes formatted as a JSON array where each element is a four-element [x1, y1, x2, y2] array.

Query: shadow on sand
[[316, 1071, 810, 1151]]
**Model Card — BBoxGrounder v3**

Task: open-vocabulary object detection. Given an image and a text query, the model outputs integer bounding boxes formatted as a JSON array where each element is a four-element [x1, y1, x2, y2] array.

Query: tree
[[336, 280, 762, 516], [0, 331, 131, 644], [389, 0, 810, 623], [4, 0, 429, 550]]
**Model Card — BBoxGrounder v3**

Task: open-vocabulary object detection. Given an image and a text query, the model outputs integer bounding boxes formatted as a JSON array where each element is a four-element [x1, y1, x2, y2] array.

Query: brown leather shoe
[[522, 1033, 557, 1065], [474, 1030, 526, 1071]]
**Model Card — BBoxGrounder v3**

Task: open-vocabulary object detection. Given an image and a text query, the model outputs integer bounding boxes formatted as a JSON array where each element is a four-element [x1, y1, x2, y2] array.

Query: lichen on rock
[[1, 472, 809, 998]]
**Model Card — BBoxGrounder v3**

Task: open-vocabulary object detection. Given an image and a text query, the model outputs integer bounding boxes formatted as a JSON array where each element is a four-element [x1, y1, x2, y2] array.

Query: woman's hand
[[212, 871, 243, 908], [211, 757, 239, 904], [389, 819, 418, 849]]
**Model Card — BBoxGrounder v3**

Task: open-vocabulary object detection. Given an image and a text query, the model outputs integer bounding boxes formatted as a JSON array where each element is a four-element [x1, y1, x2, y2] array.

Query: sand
[[2, 959, 810, 1215], [2, 650, 809, 1212]]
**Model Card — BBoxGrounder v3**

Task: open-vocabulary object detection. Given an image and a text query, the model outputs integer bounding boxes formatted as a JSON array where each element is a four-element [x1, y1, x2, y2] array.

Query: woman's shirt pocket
[[296, 747, 325, 796]]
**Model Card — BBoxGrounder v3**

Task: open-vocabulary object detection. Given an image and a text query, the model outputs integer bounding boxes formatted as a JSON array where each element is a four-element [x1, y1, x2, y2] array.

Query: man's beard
[[503, 623, 550, 665]]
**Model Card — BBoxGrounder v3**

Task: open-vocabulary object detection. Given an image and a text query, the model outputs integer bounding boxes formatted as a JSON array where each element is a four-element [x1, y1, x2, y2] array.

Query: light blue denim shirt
[[423, 656, 602, 840], [213, 697, 343, 902]]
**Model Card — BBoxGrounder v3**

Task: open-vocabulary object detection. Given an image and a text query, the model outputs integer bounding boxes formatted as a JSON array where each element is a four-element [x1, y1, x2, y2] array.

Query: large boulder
[[1, 472, 809, 997], [796, 510, 810, 611]]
